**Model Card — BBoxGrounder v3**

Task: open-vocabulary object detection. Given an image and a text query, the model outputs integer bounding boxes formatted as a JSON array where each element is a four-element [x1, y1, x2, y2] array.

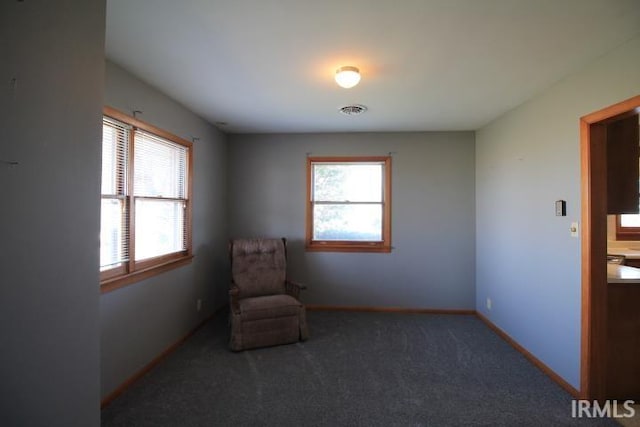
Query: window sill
[[100, 255, 194, 294], [615, 233, 640, 241], [305, 243, 391, 253]]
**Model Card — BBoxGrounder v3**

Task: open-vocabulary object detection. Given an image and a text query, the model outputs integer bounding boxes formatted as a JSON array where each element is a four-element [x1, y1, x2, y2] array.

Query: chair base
[[230, 310, 308, 351]]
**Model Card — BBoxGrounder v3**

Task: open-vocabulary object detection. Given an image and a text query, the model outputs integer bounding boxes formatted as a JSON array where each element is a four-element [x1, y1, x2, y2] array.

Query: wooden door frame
[[580, 94, 640, 400]]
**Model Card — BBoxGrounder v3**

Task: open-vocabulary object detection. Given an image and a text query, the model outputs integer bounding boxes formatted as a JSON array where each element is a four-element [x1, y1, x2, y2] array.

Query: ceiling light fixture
[[335, 66, 361, 89]]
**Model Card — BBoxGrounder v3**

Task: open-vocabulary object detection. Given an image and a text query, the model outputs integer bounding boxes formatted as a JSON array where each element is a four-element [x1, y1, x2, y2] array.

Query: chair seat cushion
[[239, 294, 302, 322]]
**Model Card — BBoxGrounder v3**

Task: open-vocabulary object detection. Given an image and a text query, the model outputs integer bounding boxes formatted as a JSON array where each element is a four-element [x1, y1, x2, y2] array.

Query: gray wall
[[228, 132, 475, 309], [0, 1, 105, 425], [476, 34, 640, 389], [100, 61, 229, 398]]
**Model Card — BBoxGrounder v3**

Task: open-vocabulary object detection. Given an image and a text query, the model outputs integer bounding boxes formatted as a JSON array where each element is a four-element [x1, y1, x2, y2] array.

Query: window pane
[[313, 163, 382, 202], [100, 198, 127, 270], [134, 131, 187, 198], [620, 214, 640, 227], [135, 199, 185, 260], [313, 204, 382, 241]]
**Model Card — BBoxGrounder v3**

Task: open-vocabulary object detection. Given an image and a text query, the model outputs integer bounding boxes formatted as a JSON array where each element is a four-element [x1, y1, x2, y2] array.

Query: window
[[616, 214, 640, 240], [100, 107, 192, 292], [306, 156, 391, 252]]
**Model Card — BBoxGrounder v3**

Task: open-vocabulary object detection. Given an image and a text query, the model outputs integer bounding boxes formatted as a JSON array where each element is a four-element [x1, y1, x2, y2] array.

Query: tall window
[[100, 107, 192, 291], [306, 156, 391, 253]]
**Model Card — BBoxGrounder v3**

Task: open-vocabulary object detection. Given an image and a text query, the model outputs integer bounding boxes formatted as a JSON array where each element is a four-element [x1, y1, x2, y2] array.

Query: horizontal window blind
[[100, 117, 130, 270], [134, 130, 187, 198], [102, 117, 129, 196], [133, 129, 188, 262]]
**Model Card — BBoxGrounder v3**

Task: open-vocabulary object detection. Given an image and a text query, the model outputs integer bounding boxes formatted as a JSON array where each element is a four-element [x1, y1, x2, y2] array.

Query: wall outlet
[[196, 299, 202, 312], [486, 297, 492, 310]]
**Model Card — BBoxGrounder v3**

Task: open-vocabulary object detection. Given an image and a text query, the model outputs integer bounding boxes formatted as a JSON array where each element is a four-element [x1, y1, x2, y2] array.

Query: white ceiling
[[106, 0, 640, 134]]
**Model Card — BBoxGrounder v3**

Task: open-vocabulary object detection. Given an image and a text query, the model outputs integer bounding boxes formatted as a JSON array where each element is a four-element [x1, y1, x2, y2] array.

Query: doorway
[[580, 94, 640, 400]]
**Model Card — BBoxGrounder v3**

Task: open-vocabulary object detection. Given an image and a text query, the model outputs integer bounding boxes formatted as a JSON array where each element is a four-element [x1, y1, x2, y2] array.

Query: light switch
[[570, 222, 579, 237]]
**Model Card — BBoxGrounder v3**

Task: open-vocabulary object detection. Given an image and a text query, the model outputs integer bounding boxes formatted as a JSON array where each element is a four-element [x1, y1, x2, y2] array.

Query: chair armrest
[[285, 279, 306, 299], [229, 286, 240, 313]]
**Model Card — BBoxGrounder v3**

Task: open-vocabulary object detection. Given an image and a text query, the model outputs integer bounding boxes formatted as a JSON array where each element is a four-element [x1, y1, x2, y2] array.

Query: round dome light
[[335, 66, 361, 89]]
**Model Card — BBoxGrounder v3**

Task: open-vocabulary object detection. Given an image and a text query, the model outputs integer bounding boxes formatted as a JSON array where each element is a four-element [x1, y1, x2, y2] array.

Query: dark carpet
[[101, 311, 618, 426]]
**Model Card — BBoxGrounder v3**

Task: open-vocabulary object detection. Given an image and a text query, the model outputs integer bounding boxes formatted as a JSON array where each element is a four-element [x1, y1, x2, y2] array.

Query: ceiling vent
[[339, 104, 368, 116]]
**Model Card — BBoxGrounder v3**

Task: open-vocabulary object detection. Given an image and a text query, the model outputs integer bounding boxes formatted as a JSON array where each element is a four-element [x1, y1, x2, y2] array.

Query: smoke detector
[[339, 104, 368, 116]]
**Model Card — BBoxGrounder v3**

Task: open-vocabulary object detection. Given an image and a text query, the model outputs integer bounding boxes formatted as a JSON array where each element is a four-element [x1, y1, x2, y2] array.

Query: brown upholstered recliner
[[229, 238, 309, 351]]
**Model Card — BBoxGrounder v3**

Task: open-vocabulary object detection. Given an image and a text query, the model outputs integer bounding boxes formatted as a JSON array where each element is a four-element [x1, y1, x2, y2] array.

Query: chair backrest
[[230, 238, 287, 298]]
